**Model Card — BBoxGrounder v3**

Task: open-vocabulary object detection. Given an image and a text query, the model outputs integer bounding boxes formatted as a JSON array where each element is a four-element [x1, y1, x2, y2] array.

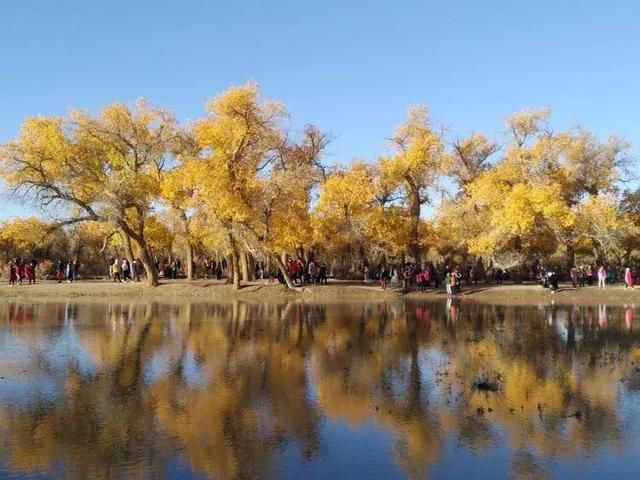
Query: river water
[[0, 300, 639, 479]]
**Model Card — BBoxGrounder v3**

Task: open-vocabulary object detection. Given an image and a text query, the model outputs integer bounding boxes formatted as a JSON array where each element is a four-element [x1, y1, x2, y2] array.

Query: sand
[[1, 279, 640, 306]]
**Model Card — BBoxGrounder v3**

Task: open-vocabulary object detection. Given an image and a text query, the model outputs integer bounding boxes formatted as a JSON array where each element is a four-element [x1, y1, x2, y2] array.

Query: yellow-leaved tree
[[312, 161, 375, 271], [377, 106, 444, 264], [181, 83, 329, 288], [574, 195, 637, 264], [161, 157, 199, 280], [0, 100, 183, 286], [0, 217, 66, 264]]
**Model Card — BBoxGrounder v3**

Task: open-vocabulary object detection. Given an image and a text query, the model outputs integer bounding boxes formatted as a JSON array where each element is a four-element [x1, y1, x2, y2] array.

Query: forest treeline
[[0, 83, 638, 287]]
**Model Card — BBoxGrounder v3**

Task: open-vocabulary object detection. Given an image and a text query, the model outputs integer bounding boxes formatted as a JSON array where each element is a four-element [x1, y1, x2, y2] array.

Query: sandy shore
[[1, 279, 640, 306]]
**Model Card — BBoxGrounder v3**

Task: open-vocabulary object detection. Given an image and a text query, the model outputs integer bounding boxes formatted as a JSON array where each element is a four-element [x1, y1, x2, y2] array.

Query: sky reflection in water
[[0, 300, 640, 479]]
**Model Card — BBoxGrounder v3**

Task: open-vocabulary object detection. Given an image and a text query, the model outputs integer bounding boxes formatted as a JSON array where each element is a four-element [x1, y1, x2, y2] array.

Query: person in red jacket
[[21, 261, 32, 285], [9, 261, 19, 286], [625, 267, 634, 289]]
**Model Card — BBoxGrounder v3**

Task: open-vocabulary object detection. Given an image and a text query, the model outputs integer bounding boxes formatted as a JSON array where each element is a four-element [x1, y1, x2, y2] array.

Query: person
[[18, 260, 31, 285], [8, 260, 18, 287], [108, 256, 115, 280], [570, 266, 578, 288], [131, 259, 139, 282], [121, 258, 130, 282], [308, 261, 317, 284], [418, 268, 428, 292], [287, 259, 298, 284], [364, 265, 370, 283], [453, 267, 462, 293], [625, 267, 634, 289], [607, 266, 615, 286], [28, 259, 37, 284], [586, 265, 593, 286], [597, 265, 606, 289], [548, 270, 559, 293], [390, 267, 400, 287], [379, 266, 389, 290], [445, 270, 452, 295], [540, 269, 549, 289], [402, 267, 412, 293], [318, 263, 328, 285], [72, 259, 79, 281], [65, 261, 74, 283], [111, 260, 122, 282], [56, 260, 65, 283]]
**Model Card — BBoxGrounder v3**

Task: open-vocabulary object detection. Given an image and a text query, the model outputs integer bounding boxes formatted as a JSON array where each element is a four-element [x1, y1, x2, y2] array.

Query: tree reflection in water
[[0, 300, 639, 479]]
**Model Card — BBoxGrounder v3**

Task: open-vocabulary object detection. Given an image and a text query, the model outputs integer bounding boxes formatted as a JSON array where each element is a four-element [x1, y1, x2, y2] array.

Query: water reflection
[[0, 300, 640, 479]]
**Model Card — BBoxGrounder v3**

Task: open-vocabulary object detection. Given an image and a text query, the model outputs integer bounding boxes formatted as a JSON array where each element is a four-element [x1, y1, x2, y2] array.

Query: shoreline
[[1, 279, 640, 306]]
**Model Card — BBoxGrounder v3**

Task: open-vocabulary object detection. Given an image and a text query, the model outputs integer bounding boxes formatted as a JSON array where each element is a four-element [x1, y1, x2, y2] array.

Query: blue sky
[[1, 0, 639, 219]]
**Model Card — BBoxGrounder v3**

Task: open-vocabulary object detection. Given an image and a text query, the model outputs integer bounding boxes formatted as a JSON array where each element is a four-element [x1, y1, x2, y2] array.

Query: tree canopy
[[1, 84, 637, 287]]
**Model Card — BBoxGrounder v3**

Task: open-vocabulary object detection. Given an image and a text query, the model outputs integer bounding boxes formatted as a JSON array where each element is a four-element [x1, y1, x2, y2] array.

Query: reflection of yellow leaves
[[0, 302, 630, 480]]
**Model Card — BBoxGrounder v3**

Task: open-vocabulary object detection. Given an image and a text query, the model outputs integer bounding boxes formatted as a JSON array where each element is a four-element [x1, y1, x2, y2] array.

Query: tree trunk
[[407, 184, 422, 264], [226, 255, 234, 284], [231, 253, 241, 289], [566, 240, 576, 272], [247, 252, 256, 281], [134, 238, 159, 287], [186, 242, 194, 281], [273, 253, 296, 289], [120, 228, 135, 261], [266, 255, 273, 278], [228, 234, 241, 290], [240, 252, 250, 283]]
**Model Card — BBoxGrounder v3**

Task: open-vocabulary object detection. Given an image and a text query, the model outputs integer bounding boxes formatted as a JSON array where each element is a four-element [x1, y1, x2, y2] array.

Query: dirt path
[[0, 279, 639, 306]]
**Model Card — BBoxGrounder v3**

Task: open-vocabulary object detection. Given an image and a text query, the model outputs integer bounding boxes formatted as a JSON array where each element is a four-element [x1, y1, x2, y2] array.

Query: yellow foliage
[[0, 217, 53, 257], [312, 162, 374, 248], [505, 107, 550, 145]]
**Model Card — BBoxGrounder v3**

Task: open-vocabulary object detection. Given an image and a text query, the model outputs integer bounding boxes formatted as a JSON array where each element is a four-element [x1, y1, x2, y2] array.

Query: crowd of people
[[368, 262, 477, 294], [367, 261, 638, 295], [7, 258, 82, 286], [109, 257, 142, 282], [283, 259, 328, 285], [7, 258, 38, 286], [541, 264, 636, 291], [4, 251, 640, 294], [56, 259, 80, 283], [572, 265, 635, 289], [202, 258, 227, 280]]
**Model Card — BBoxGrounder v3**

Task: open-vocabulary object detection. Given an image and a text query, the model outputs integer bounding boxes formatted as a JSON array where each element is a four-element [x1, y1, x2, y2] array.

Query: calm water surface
[[1, 300, 640, 479]]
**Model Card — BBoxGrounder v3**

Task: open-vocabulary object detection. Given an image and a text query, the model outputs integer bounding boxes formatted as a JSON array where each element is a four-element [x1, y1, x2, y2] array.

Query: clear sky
[[1, 0, 639, 219]]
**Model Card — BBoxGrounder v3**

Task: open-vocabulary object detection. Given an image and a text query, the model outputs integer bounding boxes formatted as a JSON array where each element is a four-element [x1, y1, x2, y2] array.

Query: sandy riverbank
[[1, 279, 640, 306]]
